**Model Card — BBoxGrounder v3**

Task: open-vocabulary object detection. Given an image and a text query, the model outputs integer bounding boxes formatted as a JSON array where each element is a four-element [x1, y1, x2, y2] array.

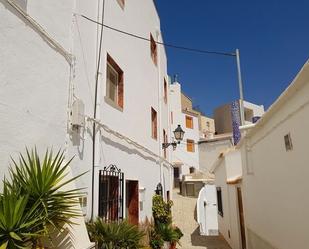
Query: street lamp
[[162, 125, 185, 150]]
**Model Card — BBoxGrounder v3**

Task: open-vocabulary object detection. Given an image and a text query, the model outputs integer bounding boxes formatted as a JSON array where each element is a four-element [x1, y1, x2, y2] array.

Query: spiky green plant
[[0, 186, 44, 249], [4, 148, 85, 240], [87, 218, 145, 249]]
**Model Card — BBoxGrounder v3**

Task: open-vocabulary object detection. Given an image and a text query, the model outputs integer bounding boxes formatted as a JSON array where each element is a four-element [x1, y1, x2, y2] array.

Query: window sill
[[104, 96, 123, 112]]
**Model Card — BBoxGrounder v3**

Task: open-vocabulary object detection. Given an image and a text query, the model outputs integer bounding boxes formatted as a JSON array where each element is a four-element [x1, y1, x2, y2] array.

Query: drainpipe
[[91, 0, 106, 221]]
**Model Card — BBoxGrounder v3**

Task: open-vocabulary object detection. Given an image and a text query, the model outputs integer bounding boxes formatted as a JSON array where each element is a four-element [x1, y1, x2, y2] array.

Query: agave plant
[[3, 148, 85, 246], [87, 218, 145, 249], [0, 186, 44, 248]]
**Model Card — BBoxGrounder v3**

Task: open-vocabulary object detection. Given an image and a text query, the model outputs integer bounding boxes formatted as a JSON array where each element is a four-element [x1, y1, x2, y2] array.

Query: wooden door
[[173, 167, 180, 188], [126, 180, 139, 225], [237, 187, 246, 249]]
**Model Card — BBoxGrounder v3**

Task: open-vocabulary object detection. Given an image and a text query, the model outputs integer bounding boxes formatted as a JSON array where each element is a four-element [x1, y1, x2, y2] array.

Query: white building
[[169, 82, 200, 187], [211, 148, 245, 249], [239, 60, 309, 249], [0, 0, 173, 237]]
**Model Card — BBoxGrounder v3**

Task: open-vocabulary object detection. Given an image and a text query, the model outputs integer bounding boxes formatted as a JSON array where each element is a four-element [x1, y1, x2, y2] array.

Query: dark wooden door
[[126, 180, 139, 225], [173, 167, 180, 188], [237, 187, 246, 249]]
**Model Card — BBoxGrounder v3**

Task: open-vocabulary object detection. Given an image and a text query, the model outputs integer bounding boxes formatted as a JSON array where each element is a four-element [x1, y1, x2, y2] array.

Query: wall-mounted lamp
[[162, 125, 185, 150]]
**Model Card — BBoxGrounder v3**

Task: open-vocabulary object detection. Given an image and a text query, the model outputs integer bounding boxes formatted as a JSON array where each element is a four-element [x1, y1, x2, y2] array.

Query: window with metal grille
[[217, 187, 223, 217]]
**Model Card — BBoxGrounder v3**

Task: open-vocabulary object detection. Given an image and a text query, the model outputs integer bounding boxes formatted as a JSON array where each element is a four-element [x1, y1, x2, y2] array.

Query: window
[[171, 112, 173, 124], [187, 139, 195, 152], [163, 79, 168, 104], [284, 133, 293, 151], [185, 115, 193, 129], [217, 187, 223, 217], [106, 54, 124, 109], [150, 33, 157, 65], [117, 0, 125, 9], [163, 129, 167, 158], [151, 108, 157, 140]]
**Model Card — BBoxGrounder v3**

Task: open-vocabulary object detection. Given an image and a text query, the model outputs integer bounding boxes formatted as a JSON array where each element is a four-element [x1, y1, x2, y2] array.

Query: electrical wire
[[76, 14, 235, 57]]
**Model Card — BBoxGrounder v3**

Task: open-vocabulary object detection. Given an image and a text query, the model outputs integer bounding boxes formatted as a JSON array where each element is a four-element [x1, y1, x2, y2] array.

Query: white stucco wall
[[240, 61, 309, 249], [170, 82, 200, 176], [199, 138, 233, 174], [0, 0, 172, 226], [213, 150, 243, 249]]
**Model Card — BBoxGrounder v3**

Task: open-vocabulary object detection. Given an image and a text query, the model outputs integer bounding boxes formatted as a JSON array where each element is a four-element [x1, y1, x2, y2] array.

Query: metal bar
[[236, 49, 245, 126]]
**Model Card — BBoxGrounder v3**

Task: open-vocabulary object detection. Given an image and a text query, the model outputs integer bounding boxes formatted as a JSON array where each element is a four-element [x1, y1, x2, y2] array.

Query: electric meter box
[[71, 99, 85, 127]]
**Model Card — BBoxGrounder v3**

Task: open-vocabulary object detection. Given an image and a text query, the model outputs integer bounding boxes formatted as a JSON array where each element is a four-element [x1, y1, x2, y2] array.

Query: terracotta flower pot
[[170, 242, 177, 249]]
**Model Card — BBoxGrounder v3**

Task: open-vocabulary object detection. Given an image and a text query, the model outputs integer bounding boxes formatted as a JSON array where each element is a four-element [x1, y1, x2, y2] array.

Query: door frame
[[236, 186, 246, 249], [126, 180, 139, 225]]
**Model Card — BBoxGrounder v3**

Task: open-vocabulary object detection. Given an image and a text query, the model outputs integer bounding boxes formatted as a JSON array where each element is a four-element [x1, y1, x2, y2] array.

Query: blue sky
[[155, 0, 309, 116]]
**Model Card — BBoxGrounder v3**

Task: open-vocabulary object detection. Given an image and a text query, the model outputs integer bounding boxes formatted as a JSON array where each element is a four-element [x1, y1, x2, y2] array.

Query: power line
[[77, 14, 236, 57]]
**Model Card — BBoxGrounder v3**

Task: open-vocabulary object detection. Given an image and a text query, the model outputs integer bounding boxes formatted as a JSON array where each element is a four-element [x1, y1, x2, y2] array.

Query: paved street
[[172, 189, 231, 249]]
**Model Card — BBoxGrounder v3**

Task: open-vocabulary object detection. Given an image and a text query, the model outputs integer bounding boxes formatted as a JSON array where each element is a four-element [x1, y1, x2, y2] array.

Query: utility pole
[[235, 49, 245, 126]]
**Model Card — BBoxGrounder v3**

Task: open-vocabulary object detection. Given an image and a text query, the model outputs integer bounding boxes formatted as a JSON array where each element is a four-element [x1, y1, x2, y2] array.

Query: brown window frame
[[163, 129, 167, 158], [185, 115, 193, 129], [186, 139, 195, 152], [151, 107, 158, 140], [106, 54, 124, 110], [150, 33, 157, 66], [163, 79, 168, 104]]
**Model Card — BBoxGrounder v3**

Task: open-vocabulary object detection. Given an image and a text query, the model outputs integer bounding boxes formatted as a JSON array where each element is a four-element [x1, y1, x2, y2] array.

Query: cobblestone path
[[172, 189, 231, 249]]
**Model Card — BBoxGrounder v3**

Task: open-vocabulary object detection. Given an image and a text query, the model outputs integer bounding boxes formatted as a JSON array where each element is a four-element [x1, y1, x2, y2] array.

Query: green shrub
[[152, 195, 173, 225], [0, 148, 85, 248], [87, 218, 145, 249]]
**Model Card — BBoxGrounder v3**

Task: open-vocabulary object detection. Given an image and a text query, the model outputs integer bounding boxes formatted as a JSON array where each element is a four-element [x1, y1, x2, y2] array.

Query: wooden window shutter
[[151, 108, 157, 139], [186, 116, 193, 129], [118, 74, 124, 108], [187, 139, 195, 152]]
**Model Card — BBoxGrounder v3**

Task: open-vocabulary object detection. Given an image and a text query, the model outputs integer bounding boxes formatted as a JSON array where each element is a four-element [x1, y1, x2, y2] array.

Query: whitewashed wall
[[213, 150, 242, 249], [240, 61, 309, 249], [199, 138, 233, 174], [170, 82, 200, 177], [0, 0, 172, 225]]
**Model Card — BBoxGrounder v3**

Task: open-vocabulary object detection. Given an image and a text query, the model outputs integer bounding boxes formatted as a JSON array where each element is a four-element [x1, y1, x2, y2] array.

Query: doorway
[[173, 167, 180, 188], [126, 180, 139, 225], [237, 187, 246, 249]]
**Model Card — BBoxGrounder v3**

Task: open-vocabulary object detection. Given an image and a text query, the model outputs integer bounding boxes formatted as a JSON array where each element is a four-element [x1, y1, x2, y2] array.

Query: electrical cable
[[77, 14, 235, 57]]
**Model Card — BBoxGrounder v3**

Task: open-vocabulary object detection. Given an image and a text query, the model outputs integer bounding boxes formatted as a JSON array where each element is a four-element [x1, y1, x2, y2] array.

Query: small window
[[151, 108, 157, 140], [117, 0, 125, 9], [164, 79, 168, 104], [187, 139, 195, 152], [217, 187, 223, 217], [171, 112, 173, 124], [185, 115, 193, 129], [150, 34, 157, 66], [106, 54, 124, 109], [284, 133, 293, 151]]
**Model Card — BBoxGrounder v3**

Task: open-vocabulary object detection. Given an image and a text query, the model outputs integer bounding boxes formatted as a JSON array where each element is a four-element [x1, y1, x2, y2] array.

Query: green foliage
[[0, 187, 44, 248], [0, 148, 85, 248], [152, 195, 173, 225], [148, 228, 163, 249], [6, 148, 84, 231], [87, 218, 145, 249]]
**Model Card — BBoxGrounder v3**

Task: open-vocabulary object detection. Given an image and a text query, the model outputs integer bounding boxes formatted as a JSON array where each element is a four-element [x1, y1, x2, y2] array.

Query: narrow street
[[172, 189, 231, 249]]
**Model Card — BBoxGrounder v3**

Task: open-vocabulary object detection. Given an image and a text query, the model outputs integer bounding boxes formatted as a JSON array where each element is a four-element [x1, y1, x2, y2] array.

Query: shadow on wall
[[100, 135, 158, 164], [191, 227, 232, 249]]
